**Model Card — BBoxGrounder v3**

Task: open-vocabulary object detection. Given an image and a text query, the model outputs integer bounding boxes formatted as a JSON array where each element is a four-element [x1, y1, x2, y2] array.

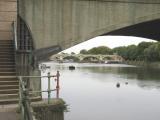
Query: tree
[[71, 52, 75, 55], [112, 42, 157, 61], [112, 46, 127, 59], [87, 46, 112, 55], [125, 45, 138, 60], [136, 42, 154, 60], [80, 49, 88, 54], [144, 43, 160, 62], [80, 41, 160, 62]]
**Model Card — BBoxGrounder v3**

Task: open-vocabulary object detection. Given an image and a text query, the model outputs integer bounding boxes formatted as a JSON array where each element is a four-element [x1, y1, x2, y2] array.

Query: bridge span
[[19, 0, 160, 60], [51, 54, 124, 63]]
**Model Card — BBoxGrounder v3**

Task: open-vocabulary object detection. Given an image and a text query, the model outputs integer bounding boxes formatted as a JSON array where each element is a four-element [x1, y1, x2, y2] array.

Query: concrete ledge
[[32, 99, 66, 120], [0, 104, 19, 120]]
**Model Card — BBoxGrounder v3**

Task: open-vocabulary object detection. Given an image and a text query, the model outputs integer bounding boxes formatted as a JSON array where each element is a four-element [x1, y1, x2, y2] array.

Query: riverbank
[[125, 61, 160, 68]]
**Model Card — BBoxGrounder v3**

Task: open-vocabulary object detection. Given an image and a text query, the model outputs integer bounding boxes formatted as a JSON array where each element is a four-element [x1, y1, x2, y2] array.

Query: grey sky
[[63, 36, 156, 54]]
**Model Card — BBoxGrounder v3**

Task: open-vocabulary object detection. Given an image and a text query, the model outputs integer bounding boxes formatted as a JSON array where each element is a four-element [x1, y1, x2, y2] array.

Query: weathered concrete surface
[[29, 68, 41, 97], [19, 0, 160, 56], [0, 104, 20, 120], [32, 99, 66, 120], [0, 0, 17, 40], [0, 112, 19, 120]]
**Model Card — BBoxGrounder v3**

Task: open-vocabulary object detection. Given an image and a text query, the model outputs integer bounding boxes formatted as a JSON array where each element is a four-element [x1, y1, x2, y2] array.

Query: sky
[[62, 36, 156, 54]]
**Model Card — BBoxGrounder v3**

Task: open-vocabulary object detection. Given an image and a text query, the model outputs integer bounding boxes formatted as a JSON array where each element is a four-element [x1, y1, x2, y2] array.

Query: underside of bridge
[[104, 19, 160, 40]]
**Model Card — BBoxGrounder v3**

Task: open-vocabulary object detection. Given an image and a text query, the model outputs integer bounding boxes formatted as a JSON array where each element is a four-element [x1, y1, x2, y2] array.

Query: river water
[[41, 62, 160, 120]]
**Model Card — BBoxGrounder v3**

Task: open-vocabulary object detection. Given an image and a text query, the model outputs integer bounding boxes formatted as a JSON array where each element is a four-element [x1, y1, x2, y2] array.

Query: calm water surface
[[41, 62, 160, 120]]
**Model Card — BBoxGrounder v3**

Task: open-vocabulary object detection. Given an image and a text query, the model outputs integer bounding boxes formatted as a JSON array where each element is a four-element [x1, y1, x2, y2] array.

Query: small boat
[[125, 82, 128, 85], [116, 83, 120, 88], [69, 66, 75, 70]]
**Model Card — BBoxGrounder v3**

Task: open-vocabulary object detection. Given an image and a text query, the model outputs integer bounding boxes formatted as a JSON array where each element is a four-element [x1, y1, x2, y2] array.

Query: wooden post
[[56, 71, 60, 98], [48, 72, 51, 104]]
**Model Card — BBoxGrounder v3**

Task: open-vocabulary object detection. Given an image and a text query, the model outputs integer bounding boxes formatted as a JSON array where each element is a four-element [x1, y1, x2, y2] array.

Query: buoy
[[125, 82, 128, 85], [69, 66, 75, 70], [116, 83, 120, 88]]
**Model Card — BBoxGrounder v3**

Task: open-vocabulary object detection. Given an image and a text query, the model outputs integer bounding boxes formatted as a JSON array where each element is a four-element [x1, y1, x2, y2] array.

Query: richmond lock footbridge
[[51, 54, 124, 63]]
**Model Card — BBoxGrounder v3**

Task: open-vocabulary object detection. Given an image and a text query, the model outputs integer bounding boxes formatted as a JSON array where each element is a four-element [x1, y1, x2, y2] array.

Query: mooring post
[[48, 72, 51, 104], [56, 71, 60, 98]]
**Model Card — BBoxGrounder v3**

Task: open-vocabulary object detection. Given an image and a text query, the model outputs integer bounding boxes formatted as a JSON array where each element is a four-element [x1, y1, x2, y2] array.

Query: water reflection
[[79, 65, 160, 89], [42, 62, 160, 120]]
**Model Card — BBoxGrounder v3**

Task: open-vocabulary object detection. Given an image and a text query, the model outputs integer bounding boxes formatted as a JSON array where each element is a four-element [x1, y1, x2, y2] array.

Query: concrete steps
[[0, 1, 42, 106], [0, 40, 18, 104], [0, 94, 19, 99], [0, 40, 42, 105], [0, 77, 17, 81], [0, 59, 14, 63], [0, 93, 40, 100], [0, 85, 19, 90], [0, 89, 19, 94], [0, 81, 18, 85], [0, 68, 16, 72], [0, 72, 16, 76], [0, 96, 42, 105], [0, 62, 15, 65]]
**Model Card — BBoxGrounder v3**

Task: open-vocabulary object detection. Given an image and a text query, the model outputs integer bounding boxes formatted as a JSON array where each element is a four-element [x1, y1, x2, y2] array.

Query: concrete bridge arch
[[102, 55, 124, 61], [81, 55, 100, 62], [63, 55, 80, 62], [102, 56, 114, 61], [19, 0, 160, 60]]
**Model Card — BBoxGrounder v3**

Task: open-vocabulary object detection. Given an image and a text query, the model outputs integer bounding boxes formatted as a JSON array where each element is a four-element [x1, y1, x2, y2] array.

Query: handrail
[[19, 75, 57, 78], [19, 76, 35, 120], [12, 21, 19, 76], [13, 21, 18, 51], [19, 71, 60, 120]]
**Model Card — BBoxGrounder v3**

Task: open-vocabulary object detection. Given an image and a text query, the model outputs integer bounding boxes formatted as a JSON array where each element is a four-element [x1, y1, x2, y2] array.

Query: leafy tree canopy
[[85, 46, 112, 55], [78, 41, 159, 62]]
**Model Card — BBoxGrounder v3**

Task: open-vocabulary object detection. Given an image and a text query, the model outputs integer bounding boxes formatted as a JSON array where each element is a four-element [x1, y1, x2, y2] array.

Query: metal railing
[[12, 21, 18, 51], [19, 71, 60, 120], [12, 21, 19, 76]]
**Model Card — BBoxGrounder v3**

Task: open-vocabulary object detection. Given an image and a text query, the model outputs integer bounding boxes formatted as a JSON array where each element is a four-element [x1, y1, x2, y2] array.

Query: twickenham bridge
[[18, 0, 160, 61], [51, 54, 124, 63]]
